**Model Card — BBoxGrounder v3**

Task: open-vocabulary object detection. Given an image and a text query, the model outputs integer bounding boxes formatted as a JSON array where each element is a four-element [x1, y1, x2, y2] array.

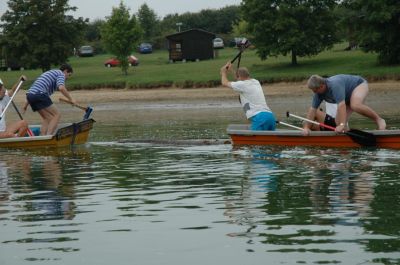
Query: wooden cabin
[[166, 29, 216, 62]]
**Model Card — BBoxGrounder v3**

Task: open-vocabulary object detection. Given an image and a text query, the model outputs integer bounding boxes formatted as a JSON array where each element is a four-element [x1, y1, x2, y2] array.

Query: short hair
[[236, 67, 250, 79], [307, 75, 325, 89], [60, 63, 73, 73]]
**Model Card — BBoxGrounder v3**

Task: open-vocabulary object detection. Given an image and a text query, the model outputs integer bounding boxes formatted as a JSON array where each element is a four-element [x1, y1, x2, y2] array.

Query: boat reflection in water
[[0, 147, 92, 222], [221, 146, 400, 262]]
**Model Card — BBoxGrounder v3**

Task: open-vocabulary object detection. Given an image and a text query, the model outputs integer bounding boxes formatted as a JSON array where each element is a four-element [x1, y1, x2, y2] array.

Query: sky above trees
[[1, 0, 242, 21]]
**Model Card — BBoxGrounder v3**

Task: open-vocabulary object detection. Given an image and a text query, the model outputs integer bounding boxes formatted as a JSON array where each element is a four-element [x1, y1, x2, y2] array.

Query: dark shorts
[[26, 93, 53, 112], [321, 114, 336, 131]]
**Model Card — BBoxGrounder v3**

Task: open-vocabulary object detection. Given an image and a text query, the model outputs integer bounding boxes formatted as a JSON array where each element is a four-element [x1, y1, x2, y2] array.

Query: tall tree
[[137, 3, 159, 43], [0, 0, 86, 71], [349, 0, 400, 65], [241, 0, 337, 65], [159, 5, 240, 35], [334, 1, 359, 50], [85, 19, 104, 42], [101, 2, 142, 75], [231, 20, 252, 39]]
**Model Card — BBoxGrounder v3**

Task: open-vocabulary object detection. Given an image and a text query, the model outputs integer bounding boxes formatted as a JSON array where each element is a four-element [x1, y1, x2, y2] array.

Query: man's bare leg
[[38, 108, 55, 135], [350, 83, 386, 130], [41, 105, 60, 135]]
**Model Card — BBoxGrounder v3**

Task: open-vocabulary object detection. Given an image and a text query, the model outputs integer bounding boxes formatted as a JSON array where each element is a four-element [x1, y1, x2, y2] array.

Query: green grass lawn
[[1, 43, 400, 90]]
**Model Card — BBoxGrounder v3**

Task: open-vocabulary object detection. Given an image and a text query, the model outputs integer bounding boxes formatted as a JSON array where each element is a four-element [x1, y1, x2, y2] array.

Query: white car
[[213, 38, 224, 49]]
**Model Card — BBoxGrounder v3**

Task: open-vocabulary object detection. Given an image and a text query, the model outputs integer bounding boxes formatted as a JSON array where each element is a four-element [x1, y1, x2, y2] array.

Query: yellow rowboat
[[227, 124, 400, 149], [0, 119, 95, 149]]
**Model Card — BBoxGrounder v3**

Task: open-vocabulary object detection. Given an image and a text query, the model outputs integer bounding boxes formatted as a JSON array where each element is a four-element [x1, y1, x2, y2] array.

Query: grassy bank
[[1, 43, 400, 90]]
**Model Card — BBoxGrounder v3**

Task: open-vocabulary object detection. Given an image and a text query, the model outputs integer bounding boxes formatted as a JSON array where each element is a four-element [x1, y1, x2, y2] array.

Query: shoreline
[[9, 80, 400, 125], [12, 80, 400, 104]]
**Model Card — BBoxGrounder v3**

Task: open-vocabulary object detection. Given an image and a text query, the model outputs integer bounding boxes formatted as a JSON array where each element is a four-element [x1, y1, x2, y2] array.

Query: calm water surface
[[1, 107, 400, 265]]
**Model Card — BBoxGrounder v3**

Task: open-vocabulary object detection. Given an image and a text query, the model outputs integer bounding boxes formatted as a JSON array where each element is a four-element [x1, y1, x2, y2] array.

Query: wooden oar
[[286, 111, 377, 147], [59, 98, 93, 120]]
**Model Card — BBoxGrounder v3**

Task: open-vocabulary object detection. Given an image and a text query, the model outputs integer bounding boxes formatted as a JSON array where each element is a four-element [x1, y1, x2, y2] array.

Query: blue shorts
[[26, 93, 53, 112], [250, 111, 276, 131]]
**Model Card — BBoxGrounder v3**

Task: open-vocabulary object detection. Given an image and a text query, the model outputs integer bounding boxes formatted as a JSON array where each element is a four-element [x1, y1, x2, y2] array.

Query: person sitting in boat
[[0, 77, 29, 138], [220, 62, 276, 131], [310, 102, 341, 131], [24, 64, 76, 135], [303, 74, 386, 135]]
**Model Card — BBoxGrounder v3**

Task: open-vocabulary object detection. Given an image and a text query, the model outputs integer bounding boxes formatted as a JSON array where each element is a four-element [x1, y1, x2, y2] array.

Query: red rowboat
[[227, 124, 400, 149]]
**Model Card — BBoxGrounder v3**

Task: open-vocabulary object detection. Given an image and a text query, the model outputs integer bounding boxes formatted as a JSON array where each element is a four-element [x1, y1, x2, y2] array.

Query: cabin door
[[169, 41, 182, 61]]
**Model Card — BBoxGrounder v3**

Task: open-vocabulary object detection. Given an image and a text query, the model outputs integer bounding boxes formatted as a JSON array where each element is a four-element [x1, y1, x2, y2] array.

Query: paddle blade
[[83, 107, 93, 120], [347, 129, 376, 147]]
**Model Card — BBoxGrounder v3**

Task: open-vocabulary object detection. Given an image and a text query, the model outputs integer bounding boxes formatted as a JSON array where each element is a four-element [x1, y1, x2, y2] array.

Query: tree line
[[0, 0, 399, 73]]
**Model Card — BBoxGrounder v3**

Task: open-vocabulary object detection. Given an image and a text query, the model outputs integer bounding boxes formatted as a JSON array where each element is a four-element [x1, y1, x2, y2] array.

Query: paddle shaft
[[59, 97, 87, 111], [11, 101, 23, 120], [276, 121, 304, 131], [287, 112, 336, 131], [0, 79, 25, 120], [227, 39, 250, 68], [231, 49, 245, 64], [286, 111, 377, 146], [10, 101, 34, 136]]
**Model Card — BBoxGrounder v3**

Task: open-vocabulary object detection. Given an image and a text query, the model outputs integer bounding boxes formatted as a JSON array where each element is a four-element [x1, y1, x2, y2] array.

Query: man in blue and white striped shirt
[[25, 64, 76, 135]]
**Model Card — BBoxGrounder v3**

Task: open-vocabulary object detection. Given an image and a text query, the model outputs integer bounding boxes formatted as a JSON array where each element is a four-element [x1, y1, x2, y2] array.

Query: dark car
[[0, 57, 25, 71], [230, 37, 245, 48], [138, 43, 153, 54], [78, 45, 94, 57], [104, 55, 139, 67]]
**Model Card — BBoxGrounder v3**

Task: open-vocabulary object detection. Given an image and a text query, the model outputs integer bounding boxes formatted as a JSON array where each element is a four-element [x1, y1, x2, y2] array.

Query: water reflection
[[0, 147, 92, 259], [224, 147, 400, 263], [1, 143, 400, 264]]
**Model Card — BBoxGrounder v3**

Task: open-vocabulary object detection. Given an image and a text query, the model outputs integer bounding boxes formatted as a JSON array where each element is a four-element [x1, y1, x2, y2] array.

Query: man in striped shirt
[[25, 64, 76, 135]]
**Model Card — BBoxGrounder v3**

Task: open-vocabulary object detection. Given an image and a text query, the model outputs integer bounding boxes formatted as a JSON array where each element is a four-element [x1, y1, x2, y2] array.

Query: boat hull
[[227, 124, 400, 149], [0, 119, 95, 149]]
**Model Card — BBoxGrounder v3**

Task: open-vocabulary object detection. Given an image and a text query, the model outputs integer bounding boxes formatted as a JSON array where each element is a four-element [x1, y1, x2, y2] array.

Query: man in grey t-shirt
[[303, 74, 386, 135]]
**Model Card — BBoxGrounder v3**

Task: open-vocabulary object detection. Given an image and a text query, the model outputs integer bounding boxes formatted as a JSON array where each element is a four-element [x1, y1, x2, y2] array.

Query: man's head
[[307, 75, 326, 94], [236, 67, 250, 80], [60, 63, 73, 78]]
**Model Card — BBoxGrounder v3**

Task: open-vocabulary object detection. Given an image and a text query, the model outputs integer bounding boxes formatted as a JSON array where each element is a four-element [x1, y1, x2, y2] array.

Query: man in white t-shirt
[[220, 62, 276, 131], [0, 77, 28, 138]]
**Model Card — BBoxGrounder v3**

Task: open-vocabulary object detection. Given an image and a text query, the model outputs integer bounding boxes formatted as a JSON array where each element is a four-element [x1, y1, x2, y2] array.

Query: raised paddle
[[0, 77, 25, 120], [0, 77, 34, 136], [226, 38, 251, 69], [286, 111, 377, 147], [59, 98, 93, 120]]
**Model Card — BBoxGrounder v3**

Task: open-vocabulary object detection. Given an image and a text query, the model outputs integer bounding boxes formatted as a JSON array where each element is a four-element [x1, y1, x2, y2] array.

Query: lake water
[[1, 103, 400, 265]]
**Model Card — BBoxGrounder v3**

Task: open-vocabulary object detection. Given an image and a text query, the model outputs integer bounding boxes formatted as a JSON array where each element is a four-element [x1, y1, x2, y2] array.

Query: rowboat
[[0, 119, 95, 149], [227, 124, 400, 149]]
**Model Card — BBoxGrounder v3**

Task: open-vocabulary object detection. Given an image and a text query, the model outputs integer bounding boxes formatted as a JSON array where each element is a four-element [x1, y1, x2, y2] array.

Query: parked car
[[104, 55, 139, 67], [213, 38, 224, 49], [0, 58, 25, 71], [230, 37, 246, 48], [78, 45, 94, 57], [138, 43, 153, 54]]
